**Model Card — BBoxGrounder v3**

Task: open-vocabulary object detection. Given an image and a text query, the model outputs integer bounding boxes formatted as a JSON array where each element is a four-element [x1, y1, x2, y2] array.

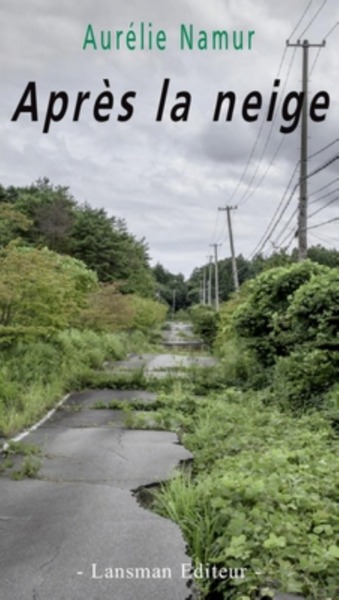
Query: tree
[[70, 204, 155, 295], [0, 204, 32, 247], [0, 244, 97, 329], [0, 178, 76, 253], [153, 263, 189, 310]]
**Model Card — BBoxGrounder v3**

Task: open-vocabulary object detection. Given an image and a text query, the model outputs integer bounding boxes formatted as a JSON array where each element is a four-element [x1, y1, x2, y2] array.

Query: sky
[[0, 0, 338, 277]]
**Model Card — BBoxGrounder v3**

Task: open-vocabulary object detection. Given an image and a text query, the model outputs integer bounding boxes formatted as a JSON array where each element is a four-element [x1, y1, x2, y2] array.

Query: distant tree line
[[1, 178, 338, 313]]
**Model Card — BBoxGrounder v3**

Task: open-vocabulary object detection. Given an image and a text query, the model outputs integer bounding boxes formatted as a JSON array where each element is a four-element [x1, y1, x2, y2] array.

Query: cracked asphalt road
[[0, 346, 195, 600]]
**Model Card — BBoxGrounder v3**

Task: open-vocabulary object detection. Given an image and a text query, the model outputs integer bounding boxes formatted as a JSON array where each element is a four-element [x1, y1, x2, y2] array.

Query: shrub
[[231, 261, 324, 365], [273, 349, 338, 412], [285, 269, 339, 347], [189, 305, 220, 346]]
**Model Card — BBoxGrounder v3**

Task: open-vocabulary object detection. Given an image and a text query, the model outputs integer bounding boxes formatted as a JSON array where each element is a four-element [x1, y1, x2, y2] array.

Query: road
[[0, 326, 204, 600], [0, 323, 302, 600]]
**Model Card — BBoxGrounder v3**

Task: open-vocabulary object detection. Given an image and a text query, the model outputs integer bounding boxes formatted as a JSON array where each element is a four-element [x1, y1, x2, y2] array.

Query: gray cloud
[[0, 0, 338, 276]]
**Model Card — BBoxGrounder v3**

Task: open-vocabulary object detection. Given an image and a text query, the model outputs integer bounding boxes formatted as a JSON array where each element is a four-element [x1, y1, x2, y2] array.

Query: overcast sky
[[1, 0, 338, 277]]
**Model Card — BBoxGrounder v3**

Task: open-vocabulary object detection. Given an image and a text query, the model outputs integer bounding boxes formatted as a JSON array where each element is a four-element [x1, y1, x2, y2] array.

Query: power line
[[307, 155, 339, 180], [308, 195, 339, 219], [210, 209, 221, 243], [274, 177, 339, 248], [299, 0, 328, 38], [250, 182, 299, 258], [307, 216, 339, 230], [277, 225, 298, 250], [309, 177, 339, 197], [288, 0, 315, 39], [308, 230, 338, 244], [237, 47, 298, 207], [309, 187, 339, 205], [225, 0, 313, 209], [274, 204, 298, 245], [308, 139, 339, 160], [248, 162, 300, 258], [323, 22, 339, 40], [310, 46, 323, 76]]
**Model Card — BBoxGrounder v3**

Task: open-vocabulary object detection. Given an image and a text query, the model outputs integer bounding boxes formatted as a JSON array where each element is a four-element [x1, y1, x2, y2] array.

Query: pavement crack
[[106, 447, 129, 461], [38, 545, 61, 574]]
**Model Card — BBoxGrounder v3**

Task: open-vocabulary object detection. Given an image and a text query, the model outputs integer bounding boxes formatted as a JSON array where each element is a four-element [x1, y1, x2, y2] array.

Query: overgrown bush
[[231, 261, 324, 365], [190, 305, 220, 345], [273, 349, 338, 412], [128, 295, 168, 332], [216, 262, 339, 411]]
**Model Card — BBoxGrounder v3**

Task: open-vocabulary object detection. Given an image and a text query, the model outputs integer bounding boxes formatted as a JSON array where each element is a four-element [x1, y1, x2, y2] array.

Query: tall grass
[[0, 328, 131, 437]]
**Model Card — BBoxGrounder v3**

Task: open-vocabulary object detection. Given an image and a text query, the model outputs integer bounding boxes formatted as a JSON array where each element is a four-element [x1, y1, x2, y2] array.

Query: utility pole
[[210, 244, 221, 311], [219, 205, 239, 291], [207, 255, 213, 306], [171, 289, 176, 320], [286, 38, 325, 261], [202, 265, 207, 305]]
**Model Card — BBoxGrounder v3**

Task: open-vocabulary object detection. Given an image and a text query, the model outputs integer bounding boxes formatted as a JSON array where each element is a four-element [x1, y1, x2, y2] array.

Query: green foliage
[[0, 203, 32, 246], [11, 456, 41, 480], [151, 388, 339, 600], [285, 269, 339, 347], [0, 329, 128, 436], [153, 263, 189, 310], [127, 295, 168, 332], [189, 305, 220, 345], [273, 349, 338, 412], [79, 283, 136, 332], [0, 244, 97, 330], [232, 260, 323, 364], [216, 262, 339, 411], [69, 203, 155, 294], [3, 441, 41, 456], [0, 178, 156, 295]]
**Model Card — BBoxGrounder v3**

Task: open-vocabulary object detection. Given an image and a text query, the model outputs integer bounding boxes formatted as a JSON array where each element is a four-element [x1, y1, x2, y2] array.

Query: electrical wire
[[308, 216, 339, 230], [323, 22, 339, 40], [225, 0, 311, 209], [288, 0, 315, 40], [306, 155, 339, 180], [308, 195, 339, 218], [299, 0, 328, 38], [248, 162, 300, 258], [308, 139, 339, 160], [209, 209, 221, 243], [309, 187, 339, 205], [309, 178, 339, 197], [310, 46, 323, 76], [237, 47, 298, 207]]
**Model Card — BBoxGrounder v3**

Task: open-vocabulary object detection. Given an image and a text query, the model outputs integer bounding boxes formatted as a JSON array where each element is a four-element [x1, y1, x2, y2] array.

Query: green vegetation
[[0, 329, 129, 436], [151, 387, 338, 599], [0, 178, 170, 437], [11, 455, 41, 480], [121, 261, 339, 599], [189, 304, 220, 346], [1, 178, 338, 598], [1, 440, 42, 479]]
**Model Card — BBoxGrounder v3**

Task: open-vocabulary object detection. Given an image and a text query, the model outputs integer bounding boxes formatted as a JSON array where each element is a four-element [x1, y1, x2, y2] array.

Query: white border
[[1, 393, 70, 453]]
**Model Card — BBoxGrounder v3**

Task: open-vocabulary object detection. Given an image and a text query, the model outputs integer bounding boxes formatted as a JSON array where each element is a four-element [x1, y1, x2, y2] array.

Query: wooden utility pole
[[207, 255, 213, 306], [202, 265, 207, 305], [210, 244, 221, 311], [171, 289, 176, 320], [286, 38, 325, 261], [219, 205, 239, 291]]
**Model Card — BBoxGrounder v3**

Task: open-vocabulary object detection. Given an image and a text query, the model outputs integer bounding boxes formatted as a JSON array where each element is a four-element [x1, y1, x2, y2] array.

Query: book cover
[[0, 1, 338, 599]]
